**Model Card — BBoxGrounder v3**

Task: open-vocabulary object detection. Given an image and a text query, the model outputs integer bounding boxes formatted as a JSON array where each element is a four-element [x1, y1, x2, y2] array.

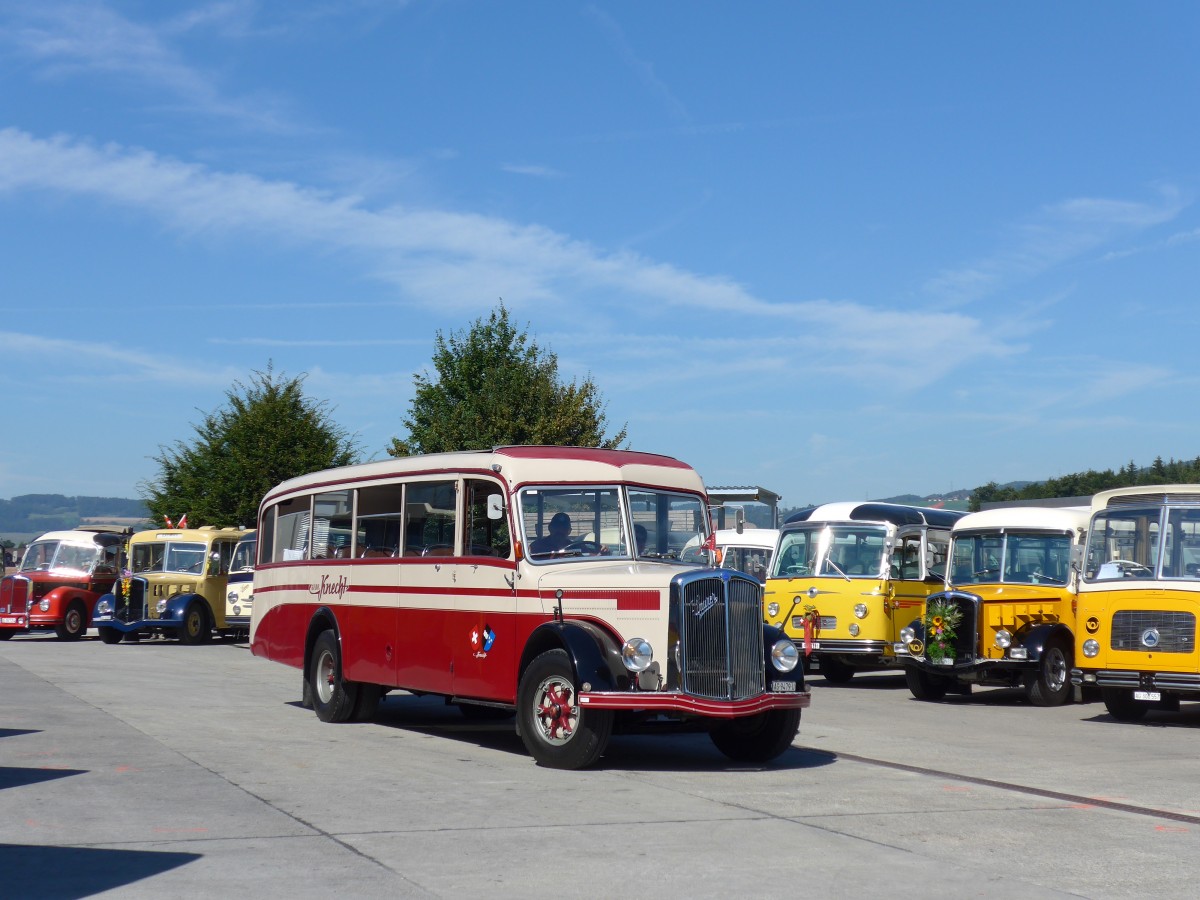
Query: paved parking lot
[[3, 633, 1199, 898]]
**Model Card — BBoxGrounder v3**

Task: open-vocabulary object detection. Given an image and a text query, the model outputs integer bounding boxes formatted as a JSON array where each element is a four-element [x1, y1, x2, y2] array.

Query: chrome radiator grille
[[0, 576, 31, 615], [673, 571, 765, 701], [114, 577, 150, 624], [1111, 610, 1196, 654]]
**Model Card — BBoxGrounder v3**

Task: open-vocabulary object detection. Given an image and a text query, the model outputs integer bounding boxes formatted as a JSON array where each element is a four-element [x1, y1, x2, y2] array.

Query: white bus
[[250, 446, 809, 769]]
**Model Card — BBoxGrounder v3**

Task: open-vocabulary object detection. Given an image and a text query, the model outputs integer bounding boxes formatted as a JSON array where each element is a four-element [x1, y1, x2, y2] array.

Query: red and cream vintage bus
[[250, 446, 809, 769], [0, 527, 127, 640]]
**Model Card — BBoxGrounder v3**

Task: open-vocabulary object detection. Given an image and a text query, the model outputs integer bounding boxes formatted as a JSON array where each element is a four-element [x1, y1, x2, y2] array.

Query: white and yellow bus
[[898, 505, 1089, 704], [764, 502, 963, 682], [249, 447, 810, 769], [1071, 485, 1200, 721]]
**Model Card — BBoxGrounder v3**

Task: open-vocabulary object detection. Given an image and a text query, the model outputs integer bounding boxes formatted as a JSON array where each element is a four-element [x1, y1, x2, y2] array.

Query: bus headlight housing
[[771, 639, 800, 673], [899, 626, 916, 644], [994, 629, 1013, 650], [621, 638, 654, 673], [848, 623, 860, 637], [854, 603, 869, 619], [766, 601, 779, 618], [96, 598, 113, 616], [39, 599, 50, 612], [1082, 639, 1100, 658], [156, 599, 167, 615]]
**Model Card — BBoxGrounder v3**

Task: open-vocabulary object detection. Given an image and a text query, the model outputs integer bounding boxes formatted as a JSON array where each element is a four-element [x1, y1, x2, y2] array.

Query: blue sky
[[2, 1, 1199, 511]]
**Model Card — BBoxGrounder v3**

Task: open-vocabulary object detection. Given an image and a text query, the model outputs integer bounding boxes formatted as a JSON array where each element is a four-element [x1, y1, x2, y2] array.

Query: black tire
[[1102, 687, 1149, 722], [905, 665, 950, 701], [819, 655, 855, 684], [709, 708, 802, 763], [98, 626, 123, 645], [178, 603, 211, 645], [55, 602, 87, 641], [0, 630, 14, 640], [1025, 638, 1072, 707], [309, 629, 360, 723], [517, 648, 612, 769], [350, 684, 382, 722]]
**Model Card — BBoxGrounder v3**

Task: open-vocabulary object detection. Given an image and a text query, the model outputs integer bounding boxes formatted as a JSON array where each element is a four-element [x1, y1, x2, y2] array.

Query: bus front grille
[[672, 571, 765, 701], [1111, 610, 1195, 654]]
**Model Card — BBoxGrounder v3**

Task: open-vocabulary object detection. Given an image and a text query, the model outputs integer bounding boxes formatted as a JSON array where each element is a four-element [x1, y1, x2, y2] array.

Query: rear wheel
[[309, 629, 360, 723], [819, 655, 855, 684], [905, 665, 950, 701], [1102, 687, 1149, 722], [178, 603, 211, 645], [55, 602, 87, 641], [517, 649, 612, 769], [98, 626, 123, 645], [709, 708, 801, 763], [1025, 638, 1072, 706]]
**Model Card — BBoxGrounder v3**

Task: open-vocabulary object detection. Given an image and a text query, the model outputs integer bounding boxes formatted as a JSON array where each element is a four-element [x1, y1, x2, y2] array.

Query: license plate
[[771, 681, 797, 692], [1134, 690, 1161, 701]]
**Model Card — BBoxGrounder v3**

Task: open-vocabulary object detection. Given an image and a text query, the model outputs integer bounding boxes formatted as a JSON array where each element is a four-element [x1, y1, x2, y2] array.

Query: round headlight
[[767, 601, 780, 618], [848, 623, 860, 637], [621, 638, 654, 673], [156, 599, 167, 615], [994, 629, 1013, 650], [39, 599, 51, 612], [854, 603, 868, 619], [227, 591, 237, 603], [1082, 639, 1100, 658], [97, 599, 113, 616], [771, 639, 800, 673], [899, 626, 916, 644]]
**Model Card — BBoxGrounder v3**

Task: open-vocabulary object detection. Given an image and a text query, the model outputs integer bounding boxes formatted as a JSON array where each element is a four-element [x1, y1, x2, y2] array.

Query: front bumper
[[578, 689, 811, 717], [1071, 668, 1200, 695]]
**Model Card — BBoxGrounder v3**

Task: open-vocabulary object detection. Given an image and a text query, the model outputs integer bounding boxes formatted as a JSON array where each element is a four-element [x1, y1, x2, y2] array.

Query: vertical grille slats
[[1111, 610, 1196, 654], [675, 572, 766, 701]]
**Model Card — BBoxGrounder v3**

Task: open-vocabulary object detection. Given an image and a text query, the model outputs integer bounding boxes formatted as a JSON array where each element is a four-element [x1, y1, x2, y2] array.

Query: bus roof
[[952, 506, 1090, 534], [29, 529, 125, 547], [129, 526, 248, 544], [261, 446, 704, 507], [1091, 484, 1200, 511], [783, 501, 964, 530]]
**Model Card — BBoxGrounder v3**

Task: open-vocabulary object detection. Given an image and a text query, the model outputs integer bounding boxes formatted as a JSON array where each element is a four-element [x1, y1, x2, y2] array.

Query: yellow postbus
[[764, 502, 963, 682], [898, 505, 1089, 704], [93, 525, 249, 644], [1071, 485, 1200, 721]]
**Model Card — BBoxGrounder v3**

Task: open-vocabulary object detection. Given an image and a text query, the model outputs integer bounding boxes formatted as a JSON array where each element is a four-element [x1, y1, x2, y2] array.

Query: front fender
[[32, 586, 90, 621], [764, 622, 806, 689], [1021, 622, 1074, 661], [160, 592, 208, 625], [521, 620, 630, 693]]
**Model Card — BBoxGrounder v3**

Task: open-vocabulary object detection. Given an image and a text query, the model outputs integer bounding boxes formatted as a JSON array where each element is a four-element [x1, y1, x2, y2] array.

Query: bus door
[[889, 529, 930, 631], [449, 479, 518, 702]]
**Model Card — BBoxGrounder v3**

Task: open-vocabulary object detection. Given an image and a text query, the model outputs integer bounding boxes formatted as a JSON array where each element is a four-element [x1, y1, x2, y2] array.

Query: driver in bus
[[531, 512, 573, 554]]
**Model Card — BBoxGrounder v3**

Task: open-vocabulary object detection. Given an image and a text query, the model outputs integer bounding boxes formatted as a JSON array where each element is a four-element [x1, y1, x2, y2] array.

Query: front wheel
[[178, 603, 211, 645], [1102, 687, 1148, 722], [905, 665, 950, 701], [517, 649, 612, 769], [309, 629, 360, 723], [55, 602, 87, 641], [98, 626, 123, 645], [709, 709, 801, 763], [0, 630, 14, 641], [1025, 639, 1072, 706]]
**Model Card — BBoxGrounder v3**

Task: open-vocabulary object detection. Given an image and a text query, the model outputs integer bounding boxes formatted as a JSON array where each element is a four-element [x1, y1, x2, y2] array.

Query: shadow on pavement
[[0, 766, 86, 790], [0, 844, 200, 899]]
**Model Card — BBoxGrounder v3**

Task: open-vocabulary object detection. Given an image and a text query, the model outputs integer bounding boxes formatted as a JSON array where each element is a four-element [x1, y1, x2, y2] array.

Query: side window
[[271, 496, 311, 562], [406, 481, 457, 556], [895, 535, 922, 580], [313, 489, 355, 559], [209, 540, 237, 576], [465, 480, 511, 558], [927, 532, 950, 580], [357, 483, 405, 558]]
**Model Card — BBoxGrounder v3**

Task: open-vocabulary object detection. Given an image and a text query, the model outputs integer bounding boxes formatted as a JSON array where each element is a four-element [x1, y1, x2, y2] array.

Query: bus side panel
[[340, 603, 399, 688], [393, 605, 455, 695], [250, 596, 312, 669]]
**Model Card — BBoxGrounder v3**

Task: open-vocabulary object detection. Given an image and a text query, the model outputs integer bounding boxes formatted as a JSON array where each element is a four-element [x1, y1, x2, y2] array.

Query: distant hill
[[0, 494, 149, 537]]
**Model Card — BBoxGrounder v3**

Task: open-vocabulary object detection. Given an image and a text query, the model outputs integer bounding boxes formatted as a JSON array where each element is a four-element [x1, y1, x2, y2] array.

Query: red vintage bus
[[0, 527, 127, 640], [250, 446, 809, 769]]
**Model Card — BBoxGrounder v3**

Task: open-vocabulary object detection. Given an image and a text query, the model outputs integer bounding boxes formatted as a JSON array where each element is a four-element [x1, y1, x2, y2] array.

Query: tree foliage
[[142, 367, 359, 528], [968, 456, 1200, 511], [388, 303, 627, 457]]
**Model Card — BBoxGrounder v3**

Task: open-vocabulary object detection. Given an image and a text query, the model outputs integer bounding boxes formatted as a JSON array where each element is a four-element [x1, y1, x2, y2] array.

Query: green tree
[[389, 303, 627, 456], [142, 366, 359, 528]]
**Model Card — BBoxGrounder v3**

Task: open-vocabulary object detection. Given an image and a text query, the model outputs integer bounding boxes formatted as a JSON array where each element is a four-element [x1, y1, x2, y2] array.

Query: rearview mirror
[[487, 493, 505, 521]]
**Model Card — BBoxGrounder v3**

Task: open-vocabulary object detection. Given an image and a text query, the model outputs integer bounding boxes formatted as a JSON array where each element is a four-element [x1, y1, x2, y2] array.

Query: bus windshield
[[952, 531, 1072, 586], [772, 525, 887, 578], [20, 540, 101, 574], [132, 541, 207, 575], [519, 486, 707, 562]]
